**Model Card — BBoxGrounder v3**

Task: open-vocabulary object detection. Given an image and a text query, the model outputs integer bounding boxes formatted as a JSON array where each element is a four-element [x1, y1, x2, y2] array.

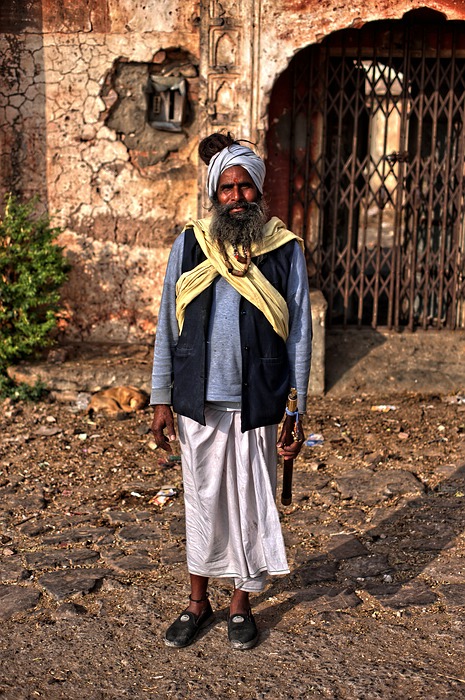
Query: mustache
[[216, 200, 262, 216]]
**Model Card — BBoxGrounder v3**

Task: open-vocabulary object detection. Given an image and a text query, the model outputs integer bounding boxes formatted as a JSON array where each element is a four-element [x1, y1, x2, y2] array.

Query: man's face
[[216, 166, 259, 215], [210, 165, 268, 248]]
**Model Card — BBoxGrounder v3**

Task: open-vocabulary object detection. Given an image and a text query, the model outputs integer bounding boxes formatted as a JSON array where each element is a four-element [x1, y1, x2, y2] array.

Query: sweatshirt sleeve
[[150, 233, 185, 405], [286, 241, 312, 414]]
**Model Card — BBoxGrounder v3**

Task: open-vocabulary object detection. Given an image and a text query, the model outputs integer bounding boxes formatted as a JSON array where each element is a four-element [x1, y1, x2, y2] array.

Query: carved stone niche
[[208, 75, 240, 124], [210, 29, 240, 69], [209, 0, 239, 20]]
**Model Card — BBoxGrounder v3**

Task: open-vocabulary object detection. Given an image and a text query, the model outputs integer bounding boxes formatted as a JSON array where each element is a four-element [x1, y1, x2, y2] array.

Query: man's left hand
[[277, 413, 304, 459]]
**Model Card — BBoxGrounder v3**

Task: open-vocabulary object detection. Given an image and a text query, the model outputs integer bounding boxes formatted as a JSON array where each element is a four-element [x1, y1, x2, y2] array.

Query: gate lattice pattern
[[289, 16, 465, 329]]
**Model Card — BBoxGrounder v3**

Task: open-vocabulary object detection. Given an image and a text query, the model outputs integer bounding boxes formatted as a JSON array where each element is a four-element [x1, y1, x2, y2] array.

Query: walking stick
[[281, 457, 294, 506], [281, 388, 298, 506]]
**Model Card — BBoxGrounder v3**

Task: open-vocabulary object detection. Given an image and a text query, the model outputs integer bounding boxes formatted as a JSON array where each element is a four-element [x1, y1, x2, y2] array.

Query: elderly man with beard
[[150, 132, 312, 650]]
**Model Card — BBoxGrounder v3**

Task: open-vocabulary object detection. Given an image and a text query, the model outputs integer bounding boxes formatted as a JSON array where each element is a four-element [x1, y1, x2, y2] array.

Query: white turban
[[206, 143, 266, 200]]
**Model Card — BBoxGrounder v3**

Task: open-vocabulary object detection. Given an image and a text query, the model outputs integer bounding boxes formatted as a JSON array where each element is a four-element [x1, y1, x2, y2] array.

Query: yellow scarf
[[175, 217, 304, 341]]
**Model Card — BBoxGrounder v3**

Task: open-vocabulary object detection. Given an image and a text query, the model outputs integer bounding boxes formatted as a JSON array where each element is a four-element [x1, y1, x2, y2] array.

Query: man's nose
[[230, 185, 241, 201]]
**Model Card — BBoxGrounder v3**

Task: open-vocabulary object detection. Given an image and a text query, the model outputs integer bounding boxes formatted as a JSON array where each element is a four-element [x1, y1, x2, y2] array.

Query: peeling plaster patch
[[102, 48, 199, 171], [81, 138, 129, 172], [1, 15, 201, 343]]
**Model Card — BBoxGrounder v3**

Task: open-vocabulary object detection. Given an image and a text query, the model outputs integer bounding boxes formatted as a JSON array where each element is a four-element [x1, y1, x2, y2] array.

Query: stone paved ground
[[1, 333, 465, 699]]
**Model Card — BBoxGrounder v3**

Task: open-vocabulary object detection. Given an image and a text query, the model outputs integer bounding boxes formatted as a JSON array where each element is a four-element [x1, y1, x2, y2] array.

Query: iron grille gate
[[288, 16, 465, 329]]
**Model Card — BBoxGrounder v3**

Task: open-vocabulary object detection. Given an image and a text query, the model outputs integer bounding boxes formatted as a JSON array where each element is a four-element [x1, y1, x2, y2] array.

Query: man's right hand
[[151, 404, 176, 453]]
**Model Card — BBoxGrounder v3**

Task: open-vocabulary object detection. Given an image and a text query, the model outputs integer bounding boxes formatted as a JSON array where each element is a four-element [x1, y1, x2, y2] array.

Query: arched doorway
[[265, 9, 465, 330]]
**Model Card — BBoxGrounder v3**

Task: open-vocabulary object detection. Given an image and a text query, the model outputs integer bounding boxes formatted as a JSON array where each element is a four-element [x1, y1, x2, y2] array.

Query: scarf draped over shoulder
[[175, 217, 304, 342]]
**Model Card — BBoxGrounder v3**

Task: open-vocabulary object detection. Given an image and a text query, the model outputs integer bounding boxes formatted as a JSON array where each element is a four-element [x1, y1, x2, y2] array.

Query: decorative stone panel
[[198, 0, 260, 208]]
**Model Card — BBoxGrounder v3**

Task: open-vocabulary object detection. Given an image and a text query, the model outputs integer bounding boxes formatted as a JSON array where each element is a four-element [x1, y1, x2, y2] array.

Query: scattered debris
[[158, 455, 182, 468], [443, 394, 465, 405], [304, 433, 324, 447], [371, 404, 397, 412], [149, 485, 179, 506], [1, 391, 465, 692], [34, 425, 62, 437], [75, 393, 91, 411]]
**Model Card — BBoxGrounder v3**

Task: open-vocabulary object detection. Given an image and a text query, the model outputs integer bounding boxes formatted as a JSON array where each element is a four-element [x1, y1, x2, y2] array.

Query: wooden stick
[[281, 387, 298, 506], [281, 457, 293, 505]]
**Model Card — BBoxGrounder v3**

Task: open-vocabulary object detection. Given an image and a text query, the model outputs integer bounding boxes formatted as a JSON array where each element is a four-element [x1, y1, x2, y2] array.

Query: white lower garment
[[177, 405, 289, 592]]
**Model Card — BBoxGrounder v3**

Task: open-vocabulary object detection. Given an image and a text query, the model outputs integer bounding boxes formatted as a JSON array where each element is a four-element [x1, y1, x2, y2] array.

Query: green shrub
[[0, 193, 70, 373], [0, 374, 48, 402]]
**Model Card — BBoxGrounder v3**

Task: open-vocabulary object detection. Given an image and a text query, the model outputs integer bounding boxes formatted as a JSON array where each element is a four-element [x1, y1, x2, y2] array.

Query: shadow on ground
[[254, 461, 465, 630], [324, 328, 387, 392]]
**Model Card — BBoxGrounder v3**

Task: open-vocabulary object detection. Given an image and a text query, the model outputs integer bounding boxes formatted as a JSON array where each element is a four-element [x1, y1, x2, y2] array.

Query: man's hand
[[151, 404, 176, 453], [277, 413, 304, 459]]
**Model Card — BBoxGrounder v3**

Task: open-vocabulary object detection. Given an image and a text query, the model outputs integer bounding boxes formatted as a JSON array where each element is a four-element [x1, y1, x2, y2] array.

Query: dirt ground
[[1, 334, 465, 699]]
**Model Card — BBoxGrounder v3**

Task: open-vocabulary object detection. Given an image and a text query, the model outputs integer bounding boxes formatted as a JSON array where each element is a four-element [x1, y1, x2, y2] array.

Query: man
[[151, 132, 312, 650]]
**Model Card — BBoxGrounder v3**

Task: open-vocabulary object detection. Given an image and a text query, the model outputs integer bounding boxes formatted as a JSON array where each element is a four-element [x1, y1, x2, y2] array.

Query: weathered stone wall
[[0, 28, 48, 207], [2, 0, 465, 343], [1, 0, 201, 343]]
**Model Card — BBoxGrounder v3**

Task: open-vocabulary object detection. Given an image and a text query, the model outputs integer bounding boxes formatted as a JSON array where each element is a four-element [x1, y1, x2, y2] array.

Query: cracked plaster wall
[[3, 0, 465, 345], [1, 0, 201, 344], [0, 32, 48, 208]]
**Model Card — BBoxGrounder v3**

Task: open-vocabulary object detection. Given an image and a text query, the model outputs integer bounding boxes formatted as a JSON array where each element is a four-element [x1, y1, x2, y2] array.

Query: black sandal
[[164, 596, 214, 648], [227, 609, 258, 650]]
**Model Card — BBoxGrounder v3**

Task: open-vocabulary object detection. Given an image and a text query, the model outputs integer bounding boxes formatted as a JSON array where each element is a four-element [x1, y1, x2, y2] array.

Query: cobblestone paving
[[1, 392, 465, 699]]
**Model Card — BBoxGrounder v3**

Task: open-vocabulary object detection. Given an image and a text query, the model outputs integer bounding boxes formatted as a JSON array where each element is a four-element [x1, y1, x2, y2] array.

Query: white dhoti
[[177, 405, 289, 592]]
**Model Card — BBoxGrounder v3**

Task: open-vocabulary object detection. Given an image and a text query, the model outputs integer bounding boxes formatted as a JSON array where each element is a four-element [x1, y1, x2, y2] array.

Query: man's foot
[[228, 609, 259, 650], [229, 588, 250, 616], [164, 598, 214, 648]]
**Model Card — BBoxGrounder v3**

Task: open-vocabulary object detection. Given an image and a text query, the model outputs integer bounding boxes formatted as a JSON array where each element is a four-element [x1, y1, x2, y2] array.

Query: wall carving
[[211, 30, 239, 68], [199, 0, 260, 209]]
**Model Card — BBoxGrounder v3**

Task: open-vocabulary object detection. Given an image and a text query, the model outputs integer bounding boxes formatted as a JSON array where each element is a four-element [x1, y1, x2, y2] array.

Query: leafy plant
[[0, 374, 48, 402], [0, 193, 70, 373]]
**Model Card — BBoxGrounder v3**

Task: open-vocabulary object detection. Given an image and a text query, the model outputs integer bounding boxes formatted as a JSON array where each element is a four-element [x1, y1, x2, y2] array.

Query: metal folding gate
[[288, 14, 465, 329]]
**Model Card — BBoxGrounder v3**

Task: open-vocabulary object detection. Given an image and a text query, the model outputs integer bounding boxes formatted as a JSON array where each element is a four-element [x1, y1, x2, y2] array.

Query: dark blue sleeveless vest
[[172, 227, 294, 432]]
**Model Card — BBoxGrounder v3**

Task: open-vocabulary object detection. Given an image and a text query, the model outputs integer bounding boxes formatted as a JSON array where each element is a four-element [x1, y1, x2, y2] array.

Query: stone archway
[[265, 9, 465, 330]]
